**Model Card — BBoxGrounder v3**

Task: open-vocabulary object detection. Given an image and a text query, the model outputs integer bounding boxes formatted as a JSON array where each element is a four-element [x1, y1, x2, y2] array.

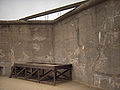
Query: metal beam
[[54, 0, 108, 23], [0, 0, 108, 25], [19, 1, 87, 21], [0, 20, 54, 25]]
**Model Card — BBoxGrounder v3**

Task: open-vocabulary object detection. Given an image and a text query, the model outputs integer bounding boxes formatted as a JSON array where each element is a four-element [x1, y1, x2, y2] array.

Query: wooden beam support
[[16, 67, 26, 76], [53, 69, 56, 85], [38, 69, 40, 83], [39, 70, 52, 81], [69, 69, 72, 80], [26, 69, 38, 79], [15, 66, 17, 77], [56, 70, 69, 79], [19, 1, 87, 21]]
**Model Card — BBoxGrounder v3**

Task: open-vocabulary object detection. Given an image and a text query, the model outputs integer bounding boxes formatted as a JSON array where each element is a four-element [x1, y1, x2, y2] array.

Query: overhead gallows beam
[[19, 1, 87, 21], [54, 0, 108, 23]]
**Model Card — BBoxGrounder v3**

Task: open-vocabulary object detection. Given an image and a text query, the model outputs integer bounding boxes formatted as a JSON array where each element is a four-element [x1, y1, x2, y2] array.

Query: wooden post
[[38, 69, 40, 83], [25, 68, 27, 78], [69, 69, 72, 80], [42, 69, 44, 76], [15, 66, 16, 77], [53, 69, 56, 86]]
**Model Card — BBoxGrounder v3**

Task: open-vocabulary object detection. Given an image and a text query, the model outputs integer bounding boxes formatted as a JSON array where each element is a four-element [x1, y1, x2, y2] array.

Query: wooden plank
[[19, 1, 87, 20], [14, 63, 72, 70], [56, 64, 72, 69]]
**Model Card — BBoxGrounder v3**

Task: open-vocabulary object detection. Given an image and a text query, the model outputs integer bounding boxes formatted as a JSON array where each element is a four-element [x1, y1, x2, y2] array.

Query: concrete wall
[[0, 0, 119, 90], [53, 0, 120, 89], [0, 24, 54, 76]]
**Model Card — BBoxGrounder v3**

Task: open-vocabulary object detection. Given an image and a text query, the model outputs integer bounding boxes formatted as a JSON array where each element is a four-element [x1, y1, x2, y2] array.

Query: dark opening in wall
[[0, 66, 3, 75]]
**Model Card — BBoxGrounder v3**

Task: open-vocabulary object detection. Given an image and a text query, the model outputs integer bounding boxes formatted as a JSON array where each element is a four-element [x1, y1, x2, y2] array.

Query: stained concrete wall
[[0, 24, 54, 76], [53, 0, 120, 89], [0, 0, 119, 90]]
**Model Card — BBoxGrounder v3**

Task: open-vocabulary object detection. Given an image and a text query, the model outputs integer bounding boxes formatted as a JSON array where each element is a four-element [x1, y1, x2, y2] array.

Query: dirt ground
[[0, 76, 102, 90]]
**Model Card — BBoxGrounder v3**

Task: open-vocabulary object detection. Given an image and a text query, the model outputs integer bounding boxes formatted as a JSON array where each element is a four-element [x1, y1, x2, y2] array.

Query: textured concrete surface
[[0, 24, 54, 75], [0, 76, 102, 90], [53, 0, 120, 90], [0, 0, 120, 90]]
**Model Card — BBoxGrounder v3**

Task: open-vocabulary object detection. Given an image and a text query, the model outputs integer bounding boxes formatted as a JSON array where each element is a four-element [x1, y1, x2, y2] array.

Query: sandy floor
[[0, 76, 102, 90]]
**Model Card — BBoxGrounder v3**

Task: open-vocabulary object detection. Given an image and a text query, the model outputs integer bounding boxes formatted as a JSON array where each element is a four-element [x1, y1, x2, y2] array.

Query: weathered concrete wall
[[0, 0, 119, 90], [53, 0, 120, 89], [0, 24, 54, 76]]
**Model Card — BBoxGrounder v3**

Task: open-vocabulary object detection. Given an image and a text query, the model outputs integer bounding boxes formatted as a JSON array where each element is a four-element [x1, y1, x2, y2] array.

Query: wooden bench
[[10, 62, 72, 85]]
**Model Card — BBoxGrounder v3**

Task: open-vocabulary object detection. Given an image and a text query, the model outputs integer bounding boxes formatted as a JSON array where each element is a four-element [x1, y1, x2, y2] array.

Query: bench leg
[[53, 70, 56, 86]]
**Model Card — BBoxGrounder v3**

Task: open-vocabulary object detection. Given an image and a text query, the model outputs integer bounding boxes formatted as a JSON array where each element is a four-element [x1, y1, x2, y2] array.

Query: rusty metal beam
[[0, 20, 54, 25], [19, 1, 87, 21], [54, 0, 108, 23]]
